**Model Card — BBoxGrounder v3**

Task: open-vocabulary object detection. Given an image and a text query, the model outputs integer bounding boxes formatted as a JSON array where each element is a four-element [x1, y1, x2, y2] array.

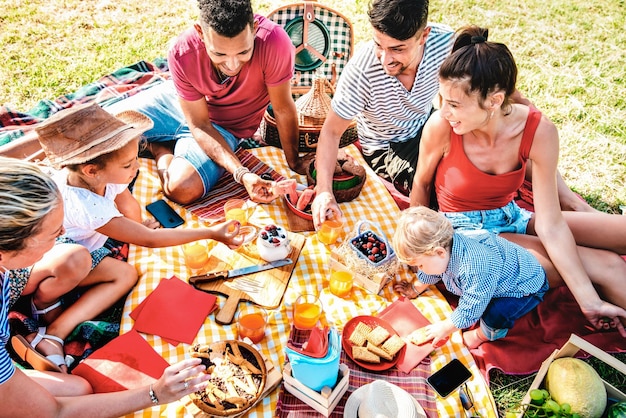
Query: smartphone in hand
[[146, 199, 185, 228], [427, 358, 472, 398]]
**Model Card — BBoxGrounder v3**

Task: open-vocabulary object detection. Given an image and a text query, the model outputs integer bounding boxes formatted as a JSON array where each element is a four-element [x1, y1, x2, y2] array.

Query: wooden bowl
[[189, 340, 267, 416]]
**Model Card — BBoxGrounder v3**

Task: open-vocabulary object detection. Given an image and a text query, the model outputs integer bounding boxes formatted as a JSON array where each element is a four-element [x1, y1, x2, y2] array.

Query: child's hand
[[428, 320, 454, 348], [211, 220, 244, 249]]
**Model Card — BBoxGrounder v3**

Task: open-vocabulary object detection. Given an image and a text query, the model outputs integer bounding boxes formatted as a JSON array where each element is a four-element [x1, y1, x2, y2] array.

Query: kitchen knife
[[188, 258, 293, 285]]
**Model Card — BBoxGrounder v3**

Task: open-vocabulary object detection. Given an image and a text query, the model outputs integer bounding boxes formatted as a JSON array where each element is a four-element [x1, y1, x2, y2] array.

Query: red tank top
[[435, 107, 542, 212]]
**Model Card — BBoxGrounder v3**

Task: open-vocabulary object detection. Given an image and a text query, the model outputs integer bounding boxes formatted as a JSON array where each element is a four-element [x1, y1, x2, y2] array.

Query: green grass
[[2, 1, 625, 415]]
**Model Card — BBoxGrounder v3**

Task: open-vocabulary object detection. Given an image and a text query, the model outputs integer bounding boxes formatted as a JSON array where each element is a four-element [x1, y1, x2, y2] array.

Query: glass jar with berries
[[256, 224, 291, 262]]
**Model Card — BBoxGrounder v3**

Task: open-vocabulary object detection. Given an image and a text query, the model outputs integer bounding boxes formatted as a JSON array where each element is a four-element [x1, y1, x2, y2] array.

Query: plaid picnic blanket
[[275, 352, 437, 417], [123, 145, 498, 418], [0, 59, 170, 146]]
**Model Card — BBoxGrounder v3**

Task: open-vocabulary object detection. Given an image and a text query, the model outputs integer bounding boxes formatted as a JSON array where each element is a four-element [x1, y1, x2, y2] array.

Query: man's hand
[[241, 172, 276, 203], [311, 190, 342, 230]]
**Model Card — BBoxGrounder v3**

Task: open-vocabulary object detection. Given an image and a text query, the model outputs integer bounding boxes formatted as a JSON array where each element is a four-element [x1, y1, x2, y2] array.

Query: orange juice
[[317, 218, 343, 245], [293, 302, 322, 329], [237, 312, 266, 343], [226, 208, 248, 225], [182, 242, 209, 270], [329, 271, 353, 298]]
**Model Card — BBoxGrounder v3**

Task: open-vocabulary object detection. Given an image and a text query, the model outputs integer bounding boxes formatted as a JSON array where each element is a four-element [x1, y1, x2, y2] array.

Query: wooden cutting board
[[193, 232, 306, 324]]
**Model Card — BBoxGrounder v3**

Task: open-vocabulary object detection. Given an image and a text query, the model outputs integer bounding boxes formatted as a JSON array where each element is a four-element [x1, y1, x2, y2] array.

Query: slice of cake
[[352, 346, 380, 363], [366, 326, 390, 346], [382, 334, 406, 356], [366, 342, 393, 361]]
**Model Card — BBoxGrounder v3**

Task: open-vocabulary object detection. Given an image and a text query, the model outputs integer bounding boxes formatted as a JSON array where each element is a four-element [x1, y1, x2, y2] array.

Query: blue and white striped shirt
[[331, 24, 454, 155], [418, 232, 547, 330], [1, 270, 16, 384]]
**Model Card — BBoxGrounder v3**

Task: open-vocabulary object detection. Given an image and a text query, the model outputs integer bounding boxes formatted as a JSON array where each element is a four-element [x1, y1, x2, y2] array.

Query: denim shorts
[[479, 277, 549, 340], [442, 201, 533, 235], [104, 80, 239, 196]]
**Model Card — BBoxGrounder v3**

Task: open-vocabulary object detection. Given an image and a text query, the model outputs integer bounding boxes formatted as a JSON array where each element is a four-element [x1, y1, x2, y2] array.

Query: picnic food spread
[[189, 340, 267, 416]]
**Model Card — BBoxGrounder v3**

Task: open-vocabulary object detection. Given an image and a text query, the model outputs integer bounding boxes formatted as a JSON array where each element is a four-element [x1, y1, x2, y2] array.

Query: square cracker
[[354, 322, 373, 336], [352, 346, 380, 363], [366, 326, 390, 346], [382, 334, 406, 356], [366, 342, 393, 361], [348, 329, 367, 347]]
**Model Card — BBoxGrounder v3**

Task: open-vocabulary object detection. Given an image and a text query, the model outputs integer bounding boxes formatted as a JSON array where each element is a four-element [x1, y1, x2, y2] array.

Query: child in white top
[[11, 103, 243, 374]]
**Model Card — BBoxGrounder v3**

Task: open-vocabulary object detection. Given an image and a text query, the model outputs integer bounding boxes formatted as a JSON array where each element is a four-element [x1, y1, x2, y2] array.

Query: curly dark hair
[[197, 0, 254, 37], [368, 0, 429, 41]]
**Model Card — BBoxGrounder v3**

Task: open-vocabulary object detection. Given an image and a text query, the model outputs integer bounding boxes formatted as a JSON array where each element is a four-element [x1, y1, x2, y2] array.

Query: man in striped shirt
[[311, 0, 453, 228]]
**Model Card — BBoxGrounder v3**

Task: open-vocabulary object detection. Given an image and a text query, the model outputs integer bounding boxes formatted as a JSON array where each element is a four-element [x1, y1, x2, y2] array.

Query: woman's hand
[[150, 358, 211, 405], [581, 301, 626, 338]]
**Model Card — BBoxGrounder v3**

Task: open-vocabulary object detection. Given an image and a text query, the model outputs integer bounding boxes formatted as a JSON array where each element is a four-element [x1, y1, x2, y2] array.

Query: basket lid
[[295, 72, 332, 123]]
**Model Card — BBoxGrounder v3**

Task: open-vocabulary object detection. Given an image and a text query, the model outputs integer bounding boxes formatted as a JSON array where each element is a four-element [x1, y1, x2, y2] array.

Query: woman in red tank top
[[410, 25, 626, 335]]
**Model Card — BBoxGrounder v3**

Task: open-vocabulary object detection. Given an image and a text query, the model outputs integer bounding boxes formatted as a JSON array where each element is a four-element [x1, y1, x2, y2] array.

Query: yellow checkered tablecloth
[[121, 145, 497, 418]]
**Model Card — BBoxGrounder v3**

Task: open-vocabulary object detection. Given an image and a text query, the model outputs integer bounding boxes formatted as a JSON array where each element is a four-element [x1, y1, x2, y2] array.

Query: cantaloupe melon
[[545, 357, 607, 418]]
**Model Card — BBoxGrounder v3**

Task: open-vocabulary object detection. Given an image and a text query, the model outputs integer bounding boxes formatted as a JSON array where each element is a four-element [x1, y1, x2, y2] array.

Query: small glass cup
[[317, 218, 344, 245], [237, 304, 268, 344], [293, 293, 323, 330], [224, 199, 251, 227], [329, 269, 353, 298], [182, 240, 209, 274]]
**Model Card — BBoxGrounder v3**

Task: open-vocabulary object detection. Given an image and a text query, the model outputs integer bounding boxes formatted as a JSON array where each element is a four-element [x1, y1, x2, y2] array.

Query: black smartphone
[[146, 199, 185, 228], [427, 358, 472, 398]]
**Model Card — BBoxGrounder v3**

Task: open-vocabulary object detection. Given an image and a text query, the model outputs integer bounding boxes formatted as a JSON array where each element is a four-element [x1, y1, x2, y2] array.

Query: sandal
[[31, 298, 62, 323], [11, 327, 66, 373]]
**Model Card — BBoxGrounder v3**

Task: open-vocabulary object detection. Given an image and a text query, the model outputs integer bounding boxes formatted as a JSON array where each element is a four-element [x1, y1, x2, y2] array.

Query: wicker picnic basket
[[261, 0, 357, 152], [262, 74, 357, 152]]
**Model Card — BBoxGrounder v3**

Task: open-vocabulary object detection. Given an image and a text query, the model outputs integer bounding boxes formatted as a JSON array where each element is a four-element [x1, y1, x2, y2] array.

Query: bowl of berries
[[348, 221, 395, 267], [257, 224, 291, 262]]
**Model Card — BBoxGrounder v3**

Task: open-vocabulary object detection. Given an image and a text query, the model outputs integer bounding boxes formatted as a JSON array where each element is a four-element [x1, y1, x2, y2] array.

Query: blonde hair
[[0, 157, 61, 252], [392, 206, 454, 263]]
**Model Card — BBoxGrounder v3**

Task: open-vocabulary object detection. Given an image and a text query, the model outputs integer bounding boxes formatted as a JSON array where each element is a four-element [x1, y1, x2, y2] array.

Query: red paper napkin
[[71, 329, 170, 393], [130, 276, 217, 345], [378, 297, 433, 373]]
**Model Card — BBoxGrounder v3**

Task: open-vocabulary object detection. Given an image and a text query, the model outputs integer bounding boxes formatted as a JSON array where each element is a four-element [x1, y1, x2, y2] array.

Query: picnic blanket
[[439, 284, 626, 383], [123, 145, 498, 418]]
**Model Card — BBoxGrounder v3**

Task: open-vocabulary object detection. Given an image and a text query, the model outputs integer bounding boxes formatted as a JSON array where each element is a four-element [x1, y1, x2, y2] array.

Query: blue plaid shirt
[[418, 231, 546, 329]]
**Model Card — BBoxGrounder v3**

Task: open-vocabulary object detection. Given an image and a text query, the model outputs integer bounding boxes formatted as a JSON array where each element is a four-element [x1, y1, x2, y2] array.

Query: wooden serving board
[[194, 232, 306, 324]]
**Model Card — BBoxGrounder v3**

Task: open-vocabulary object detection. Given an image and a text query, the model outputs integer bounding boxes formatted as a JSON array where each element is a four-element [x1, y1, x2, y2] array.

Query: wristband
[[233, 166, 251, 184], [149, 384, 159, 405]]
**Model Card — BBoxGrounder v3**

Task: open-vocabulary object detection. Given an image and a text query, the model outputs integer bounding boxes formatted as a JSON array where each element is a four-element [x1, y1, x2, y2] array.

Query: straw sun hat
[[344, 380, 426, 418], [35, 102, 153, 169]]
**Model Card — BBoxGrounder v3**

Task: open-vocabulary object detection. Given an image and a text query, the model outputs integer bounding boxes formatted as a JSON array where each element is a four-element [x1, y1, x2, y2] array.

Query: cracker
[[352, 346, 380, 363], [354, 322, 373, 336], [348, 329, 367, 347], [366, 326, 390, 346], [406, 327, 431, 346], [382, 334, 406, 356], [366, 342, 393, 361]]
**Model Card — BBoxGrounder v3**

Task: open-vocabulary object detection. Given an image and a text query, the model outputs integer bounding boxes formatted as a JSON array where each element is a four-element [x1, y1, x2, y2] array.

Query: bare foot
[[393, 280, 420, 298], [462, 328, 488, 349]]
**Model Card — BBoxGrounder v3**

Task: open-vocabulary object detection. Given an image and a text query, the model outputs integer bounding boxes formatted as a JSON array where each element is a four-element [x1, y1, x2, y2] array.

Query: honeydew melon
[[545, 357, 607, 418]]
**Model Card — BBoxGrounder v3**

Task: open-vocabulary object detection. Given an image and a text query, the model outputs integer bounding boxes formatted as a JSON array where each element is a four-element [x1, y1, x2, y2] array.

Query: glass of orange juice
[[293, 293, 323, 330], [237, 305, 268, 344], [329, 269, 353, 298], [224, 199, 251, 227], [182, 241, 209, 275], [317, 217, 344, 245]]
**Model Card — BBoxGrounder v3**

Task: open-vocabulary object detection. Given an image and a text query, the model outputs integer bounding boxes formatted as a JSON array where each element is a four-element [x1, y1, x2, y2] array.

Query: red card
[[71, 330, 169, 393], [130, 276, 217, 345], [379, 297, 433, 373]]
